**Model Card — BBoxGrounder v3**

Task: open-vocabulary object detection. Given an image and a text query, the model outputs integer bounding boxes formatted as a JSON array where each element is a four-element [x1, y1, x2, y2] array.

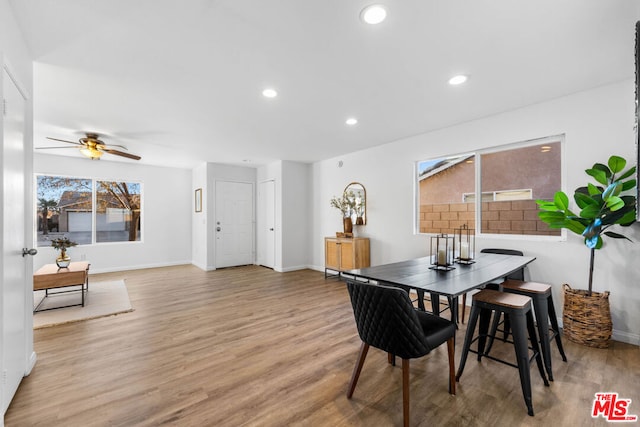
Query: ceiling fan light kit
[[79, 147, 103, 159]]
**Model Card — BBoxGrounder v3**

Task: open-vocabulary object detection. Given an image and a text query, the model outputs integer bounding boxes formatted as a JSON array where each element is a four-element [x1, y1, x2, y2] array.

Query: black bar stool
[[486, 280, 568, 381], [456, 289, 549, 416]]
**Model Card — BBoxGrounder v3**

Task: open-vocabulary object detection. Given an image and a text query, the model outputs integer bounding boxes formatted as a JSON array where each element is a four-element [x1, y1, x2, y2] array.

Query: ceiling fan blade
[[101, 144, 128, 150], [101, 148, 141, 160], [46, 136, 82, 146], [36, 146, 80, 149]]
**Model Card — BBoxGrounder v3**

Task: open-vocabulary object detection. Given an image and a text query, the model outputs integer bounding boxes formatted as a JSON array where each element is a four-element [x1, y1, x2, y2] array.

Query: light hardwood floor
[[5, 265, 640, 426]]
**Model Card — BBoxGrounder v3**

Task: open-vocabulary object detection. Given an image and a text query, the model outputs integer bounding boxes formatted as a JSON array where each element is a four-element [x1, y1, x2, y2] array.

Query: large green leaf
[[605, 196, 624, 211], [553, 191, 569, 210], [538, 211, 567, 223], [586, 168, 608, 186], [574, 192, 599, 209], [621, 179, 637, 192], [587, 183, 601, 196], [579, 204, 601, 219], [565, 219, 587, 235], [618, 210, 637, 226], [618, 165, 637, 181], [537, 202, 560, 212], [608, 155, 626, 173], [592, 163, 611, 175]]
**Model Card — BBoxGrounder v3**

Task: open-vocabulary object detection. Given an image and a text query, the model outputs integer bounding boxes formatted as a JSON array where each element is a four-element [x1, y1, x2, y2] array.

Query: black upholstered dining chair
[[346, 280, 456, 427]]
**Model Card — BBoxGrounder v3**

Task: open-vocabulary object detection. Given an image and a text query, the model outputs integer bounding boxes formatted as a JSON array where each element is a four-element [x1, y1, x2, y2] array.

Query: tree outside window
[[37, 176, 92, 246], [96, 181, 141, 243]]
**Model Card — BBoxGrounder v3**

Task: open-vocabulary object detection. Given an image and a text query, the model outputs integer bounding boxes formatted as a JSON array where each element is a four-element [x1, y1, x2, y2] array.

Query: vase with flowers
[[51, 237, 78, 268], [330, 193, 356, 234]]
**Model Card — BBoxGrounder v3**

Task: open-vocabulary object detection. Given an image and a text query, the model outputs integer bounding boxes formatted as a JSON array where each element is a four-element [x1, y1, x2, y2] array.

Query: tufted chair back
[[347, 281, 441, 360]]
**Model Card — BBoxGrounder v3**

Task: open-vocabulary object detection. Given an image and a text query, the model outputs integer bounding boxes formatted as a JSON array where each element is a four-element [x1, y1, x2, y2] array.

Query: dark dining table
[[342, 252, 536, 322]]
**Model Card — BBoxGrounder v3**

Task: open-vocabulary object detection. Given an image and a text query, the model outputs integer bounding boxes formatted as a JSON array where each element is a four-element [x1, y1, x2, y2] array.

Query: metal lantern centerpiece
[[454, 224, 475, 264], [430, 233, 455, 271]]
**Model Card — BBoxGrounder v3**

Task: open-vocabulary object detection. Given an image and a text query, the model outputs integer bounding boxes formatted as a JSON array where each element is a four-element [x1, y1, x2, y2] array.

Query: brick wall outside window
[[419, 200, 559, 236]]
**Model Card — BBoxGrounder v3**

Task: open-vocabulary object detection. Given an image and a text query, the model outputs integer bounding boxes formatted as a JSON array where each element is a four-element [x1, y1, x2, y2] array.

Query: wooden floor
[[5, 265, 640, 426]]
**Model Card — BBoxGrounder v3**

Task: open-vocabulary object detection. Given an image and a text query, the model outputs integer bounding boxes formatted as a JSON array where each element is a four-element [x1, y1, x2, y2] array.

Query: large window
[[36, 175, 142, 247], [417, 136, 562, 237]]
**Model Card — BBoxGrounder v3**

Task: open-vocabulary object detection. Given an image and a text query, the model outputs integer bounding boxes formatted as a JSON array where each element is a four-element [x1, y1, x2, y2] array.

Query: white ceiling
[[9, 0, 639, 169]]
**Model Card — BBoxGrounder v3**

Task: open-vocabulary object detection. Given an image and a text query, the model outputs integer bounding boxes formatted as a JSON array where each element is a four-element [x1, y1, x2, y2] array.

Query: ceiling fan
[[38, 133, 141, 160]]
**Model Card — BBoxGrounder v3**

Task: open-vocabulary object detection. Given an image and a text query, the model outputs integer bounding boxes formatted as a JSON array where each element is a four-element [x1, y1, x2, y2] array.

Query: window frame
[[415, 134, 566, 241], [35, 173, 144, 247]]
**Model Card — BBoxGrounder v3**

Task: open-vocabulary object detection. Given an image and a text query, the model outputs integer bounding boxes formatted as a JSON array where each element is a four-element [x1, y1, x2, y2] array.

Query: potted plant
[[330, 193, 356, 234], [51, 237, 78, 268], [536, 155, 636, 348]]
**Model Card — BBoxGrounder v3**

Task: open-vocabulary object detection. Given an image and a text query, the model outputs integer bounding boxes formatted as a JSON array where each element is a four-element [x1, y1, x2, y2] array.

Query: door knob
[[22, 248, 38, 257], [216, 227, 221, 232], [270, 228, 274, 231]]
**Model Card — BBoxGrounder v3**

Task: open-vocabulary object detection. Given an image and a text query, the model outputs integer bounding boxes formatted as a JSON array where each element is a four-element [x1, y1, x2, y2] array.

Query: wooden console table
[[33, 261, 90, 312], [324, 237, 370, 278]]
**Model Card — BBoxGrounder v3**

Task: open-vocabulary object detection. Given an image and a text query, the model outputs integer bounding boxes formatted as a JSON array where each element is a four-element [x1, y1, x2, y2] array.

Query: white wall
[[192, 163, 208, 270], [34, 153, 192, 273], [281, 161, 311, 271], [257, 160, 311, 272], [311, 80, 640, 345]]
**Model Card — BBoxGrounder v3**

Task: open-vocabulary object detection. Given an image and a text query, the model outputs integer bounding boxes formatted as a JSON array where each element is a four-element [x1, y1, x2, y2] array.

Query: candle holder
[[454, 224, 475, 264], [429, 233, 455, 271]]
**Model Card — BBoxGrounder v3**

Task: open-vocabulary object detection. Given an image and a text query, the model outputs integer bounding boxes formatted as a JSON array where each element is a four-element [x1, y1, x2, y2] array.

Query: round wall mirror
[[344, 182, 366, 225]]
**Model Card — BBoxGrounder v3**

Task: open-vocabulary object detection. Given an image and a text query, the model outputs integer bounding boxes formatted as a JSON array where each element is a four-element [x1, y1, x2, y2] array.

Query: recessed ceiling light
[[346, 118, 358, 126], [448, 75, 468, 85], [360, 5, 387, 25], [262, 88, 277, 98]]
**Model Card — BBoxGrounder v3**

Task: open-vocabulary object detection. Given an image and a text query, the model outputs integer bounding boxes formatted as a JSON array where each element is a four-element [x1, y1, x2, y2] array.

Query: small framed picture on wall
[[195, 188, 202, 212]]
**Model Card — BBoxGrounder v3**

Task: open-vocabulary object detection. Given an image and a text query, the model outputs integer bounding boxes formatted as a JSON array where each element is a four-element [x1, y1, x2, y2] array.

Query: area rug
[[33, 280, 133, 329]]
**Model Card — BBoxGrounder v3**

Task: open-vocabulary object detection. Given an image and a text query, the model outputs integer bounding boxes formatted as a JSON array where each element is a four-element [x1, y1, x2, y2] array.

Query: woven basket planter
[[562, 284, 611, 348]]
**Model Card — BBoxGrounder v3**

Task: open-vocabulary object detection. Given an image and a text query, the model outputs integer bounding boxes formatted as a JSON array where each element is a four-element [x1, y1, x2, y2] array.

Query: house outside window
[[417, 136, 562, 237], [36, 175, 142, 247]]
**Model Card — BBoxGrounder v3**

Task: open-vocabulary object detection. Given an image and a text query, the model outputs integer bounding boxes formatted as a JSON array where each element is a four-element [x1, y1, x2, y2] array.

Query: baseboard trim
[[87, 260, 192, 274], [278, 265, 312, 273], [612, 329, 640, 346]]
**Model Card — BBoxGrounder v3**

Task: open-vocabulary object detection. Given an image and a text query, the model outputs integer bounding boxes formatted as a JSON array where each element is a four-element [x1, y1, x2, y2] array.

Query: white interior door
[[257, 180, 275, 268], [215, 181, 253, 268], [2, 66, 29, 415]]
